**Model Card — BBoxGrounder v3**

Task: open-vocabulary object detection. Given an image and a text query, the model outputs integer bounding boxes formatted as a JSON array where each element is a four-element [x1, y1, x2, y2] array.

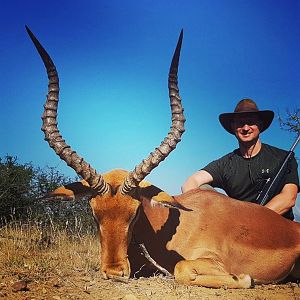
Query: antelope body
[[26, 26, 300, 288]]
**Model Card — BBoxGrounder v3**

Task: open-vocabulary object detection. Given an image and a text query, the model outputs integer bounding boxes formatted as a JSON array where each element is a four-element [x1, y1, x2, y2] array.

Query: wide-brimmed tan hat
[[219, 99, 274, 134]]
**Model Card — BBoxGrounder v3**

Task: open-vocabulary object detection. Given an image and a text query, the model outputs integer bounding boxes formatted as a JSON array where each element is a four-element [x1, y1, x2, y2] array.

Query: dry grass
[[0, 216, 100, 283], [1, 216, 300, 299]]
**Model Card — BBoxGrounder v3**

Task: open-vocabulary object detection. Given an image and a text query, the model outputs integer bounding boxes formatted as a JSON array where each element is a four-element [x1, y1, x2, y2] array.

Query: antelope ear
[[138, 181, 191, 211], [42, 180, 94, 201]]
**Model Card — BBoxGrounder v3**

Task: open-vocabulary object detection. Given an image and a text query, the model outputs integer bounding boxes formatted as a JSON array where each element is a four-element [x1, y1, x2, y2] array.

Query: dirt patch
[[1, 272, 300, 300], [1, 222, 299, 299]]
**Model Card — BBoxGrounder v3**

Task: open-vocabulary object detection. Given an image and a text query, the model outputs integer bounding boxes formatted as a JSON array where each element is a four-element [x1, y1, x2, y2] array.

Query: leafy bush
[[0, 155, 96, 234], [0, 156, 35, 219]]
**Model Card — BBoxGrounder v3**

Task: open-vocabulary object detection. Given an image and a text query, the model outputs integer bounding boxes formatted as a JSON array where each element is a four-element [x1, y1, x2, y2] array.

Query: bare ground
[[1, 223, 300, 300], [2, 267, 300, 299]]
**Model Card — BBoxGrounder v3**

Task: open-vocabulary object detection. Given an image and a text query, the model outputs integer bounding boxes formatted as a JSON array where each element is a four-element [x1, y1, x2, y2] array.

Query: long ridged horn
[[121, 30, 185, 194], [26, 25, 110, 195]]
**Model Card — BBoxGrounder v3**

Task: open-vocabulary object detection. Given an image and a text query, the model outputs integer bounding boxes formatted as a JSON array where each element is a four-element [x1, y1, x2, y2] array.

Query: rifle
[[257, 134, 300, 206]]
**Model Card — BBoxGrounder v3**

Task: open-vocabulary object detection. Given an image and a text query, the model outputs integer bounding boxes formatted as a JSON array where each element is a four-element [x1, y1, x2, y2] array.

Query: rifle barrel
[[259, 134, 300, 206]]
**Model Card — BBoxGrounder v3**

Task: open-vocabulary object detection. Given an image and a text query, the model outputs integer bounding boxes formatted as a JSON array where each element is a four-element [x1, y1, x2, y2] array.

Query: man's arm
[[181, 170, 213, 193], [264, 183, 298, 215]]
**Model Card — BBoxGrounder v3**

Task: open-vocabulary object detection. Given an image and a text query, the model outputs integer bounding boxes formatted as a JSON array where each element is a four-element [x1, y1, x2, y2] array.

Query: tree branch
[[138, 243, 174, 278]]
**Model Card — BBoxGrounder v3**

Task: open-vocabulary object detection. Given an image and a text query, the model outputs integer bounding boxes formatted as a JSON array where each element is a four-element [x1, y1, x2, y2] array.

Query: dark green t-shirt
[[203, 143, 299, 219]]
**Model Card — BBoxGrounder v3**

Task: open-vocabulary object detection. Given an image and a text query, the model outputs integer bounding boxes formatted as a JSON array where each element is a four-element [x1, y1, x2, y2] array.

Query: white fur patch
[[150, 198, 173, 208]]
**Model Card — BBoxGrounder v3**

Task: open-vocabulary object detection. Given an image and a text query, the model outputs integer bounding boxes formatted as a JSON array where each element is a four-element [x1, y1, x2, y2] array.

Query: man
[[181, 99, 299, 220]]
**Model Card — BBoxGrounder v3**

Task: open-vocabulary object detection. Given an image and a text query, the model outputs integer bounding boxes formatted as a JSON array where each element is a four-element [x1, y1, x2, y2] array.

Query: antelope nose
[[101, 263, 130, 281]]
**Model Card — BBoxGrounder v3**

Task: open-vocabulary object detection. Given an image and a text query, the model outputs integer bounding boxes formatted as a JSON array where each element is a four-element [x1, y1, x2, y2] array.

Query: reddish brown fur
[[90, 170, 141, 279], [50, 169, 300, 287]]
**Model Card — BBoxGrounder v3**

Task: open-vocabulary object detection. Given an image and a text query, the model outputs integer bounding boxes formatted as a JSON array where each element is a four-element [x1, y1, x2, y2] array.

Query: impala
[[26, 26, 300, 288]]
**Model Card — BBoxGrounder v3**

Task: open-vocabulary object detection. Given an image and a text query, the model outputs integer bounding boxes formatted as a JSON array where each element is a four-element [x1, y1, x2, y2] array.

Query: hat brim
[[219, 110, 274, 134]]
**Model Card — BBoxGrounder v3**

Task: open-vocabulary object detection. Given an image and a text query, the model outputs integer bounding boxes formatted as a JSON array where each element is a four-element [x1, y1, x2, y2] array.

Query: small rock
[[89, 280, 96, 286], [12, 280, 28, 292], [81, 277, 91, 282], [53, 281, 62, 288], [222, 285, 228, 290]]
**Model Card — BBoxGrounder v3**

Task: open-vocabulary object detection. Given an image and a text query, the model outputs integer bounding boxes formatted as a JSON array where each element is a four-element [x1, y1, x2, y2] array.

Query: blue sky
[[0, 0, 299, 197]]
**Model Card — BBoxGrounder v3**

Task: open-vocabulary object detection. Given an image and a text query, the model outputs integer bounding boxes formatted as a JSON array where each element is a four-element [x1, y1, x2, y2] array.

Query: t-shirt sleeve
[[285, 155, 299, 191], [202, 158, 226, 189]]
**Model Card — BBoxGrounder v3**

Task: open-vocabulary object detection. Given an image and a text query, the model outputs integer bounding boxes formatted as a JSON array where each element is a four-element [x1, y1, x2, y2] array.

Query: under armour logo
[[261, 169, 270, 174]]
